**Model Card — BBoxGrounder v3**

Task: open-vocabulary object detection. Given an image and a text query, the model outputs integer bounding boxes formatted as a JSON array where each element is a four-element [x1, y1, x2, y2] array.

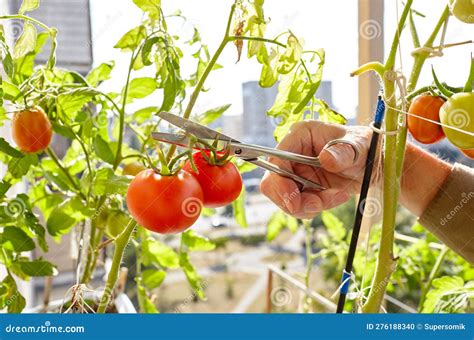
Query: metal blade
[[157, 111, 238, 142]]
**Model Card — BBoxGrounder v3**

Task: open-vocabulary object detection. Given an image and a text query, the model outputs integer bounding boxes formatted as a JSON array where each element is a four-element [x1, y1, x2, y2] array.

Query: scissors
[[152, 111, 359, 191]]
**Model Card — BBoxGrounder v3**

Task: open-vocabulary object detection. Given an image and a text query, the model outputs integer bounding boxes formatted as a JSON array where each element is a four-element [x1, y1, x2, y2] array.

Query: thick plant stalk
[[362, 3, 451, 313], [97, 219, 136, 313], [362, 0, 413, 312]]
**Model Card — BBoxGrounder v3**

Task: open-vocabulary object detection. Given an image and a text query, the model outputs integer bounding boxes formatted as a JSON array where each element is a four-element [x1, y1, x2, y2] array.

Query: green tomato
[[106, 210, 130, 238], [450, 0, 474, 24], [440, 92, 474, 149]]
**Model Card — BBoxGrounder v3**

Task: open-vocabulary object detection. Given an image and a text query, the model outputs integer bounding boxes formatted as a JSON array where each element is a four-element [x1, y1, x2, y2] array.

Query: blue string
[[340, 271, 351, 294]]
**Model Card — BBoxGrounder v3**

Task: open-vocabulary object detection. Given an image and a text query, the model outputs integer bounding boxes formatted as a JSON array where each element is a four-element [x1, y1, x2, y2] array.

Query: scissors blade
[[152, 132, 237, 152], [157, 111, 238, 142]]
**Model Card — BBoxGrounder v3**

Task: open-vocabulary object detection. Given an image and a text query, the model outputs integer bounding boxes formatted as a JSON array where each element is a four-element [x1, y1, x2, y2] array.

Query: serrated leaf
[[266, 211, 286, 241], [92, 168, 130, 195], [86, 61, 114, 87], [142, 237, 179, 268], [0, 226, 35, 252], [182, 230, 215, 251], [57, 88, 97, 119], [197, 104, 231, 125], [179, 252, 205, 300], [232, 186, 247, 228], [0, 137, 23, 158], [315, 99, 347, 125], [16, 259, 57, 277], [93, 135, 115, 165], [124, 77, 157, 102], [13, 22, 36, 59], [114, 25, 146, 51], [46, 197, 90, 236], [132, 106, 158, 124], [133, 0, 161, 20], [19, 0, 40, 14], [0, 275, 26, 313], [142, 269, 166, 289], [8, 154, 38, 178]]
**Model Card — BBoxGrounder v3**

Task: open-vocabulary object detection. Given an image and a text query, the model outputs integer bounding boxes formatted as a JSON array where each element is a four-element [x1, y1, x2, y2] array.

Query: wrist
[[400, 143, 452, 216]]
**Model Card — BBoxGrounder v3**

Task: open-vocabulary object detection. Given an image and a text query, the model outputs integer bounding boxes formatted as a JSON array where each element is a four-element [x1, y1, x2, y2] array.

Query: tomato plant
[[407, 95, 445, 144], [449, 0, 474, 23], [126, 169, 203, 234], [183, 152, 243, 208]]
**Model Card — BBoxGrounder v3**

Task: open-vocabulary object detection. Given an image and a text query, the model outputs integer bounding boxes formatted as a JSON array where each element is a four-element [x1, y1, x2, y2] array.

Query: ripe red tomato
[[12, 106, 52, 153], [460, 148, 474, 159], [407, 95, 445, 144], [183, 152, 243, 208], [126, 169, 203, 234]]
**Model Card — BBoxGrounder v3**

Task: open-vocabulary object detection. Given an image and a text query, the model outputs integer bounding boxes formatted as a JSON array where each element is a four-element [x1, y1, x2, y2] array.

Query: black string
[[336, 96, 385, 313]]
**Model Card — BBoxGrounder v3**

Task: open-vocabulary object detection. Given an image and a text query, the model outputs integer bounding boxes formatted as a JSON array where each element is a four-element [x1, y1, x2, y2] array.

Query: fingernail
[[303, 202, 321, 214], [325, 146, 340, 161]]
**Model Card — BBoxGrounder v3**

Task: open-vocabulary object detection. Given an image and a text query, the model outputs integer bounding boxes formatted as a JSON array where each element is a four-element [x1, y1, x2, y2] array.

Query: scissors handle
[[250, 159, 326, 191], [235, 143, 321, 167]]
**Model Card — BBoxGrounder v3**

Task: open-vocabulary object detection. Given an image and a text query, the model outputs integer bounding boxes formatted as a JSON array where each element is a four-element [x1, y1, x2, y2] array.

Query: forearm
[[399, 143, 452, 217]]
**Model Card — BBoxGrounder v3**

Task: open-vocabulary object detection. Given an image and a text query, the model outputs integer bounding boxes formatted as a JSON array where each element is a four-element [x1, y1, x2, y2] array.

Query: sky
[[89, 0, 473, 120]]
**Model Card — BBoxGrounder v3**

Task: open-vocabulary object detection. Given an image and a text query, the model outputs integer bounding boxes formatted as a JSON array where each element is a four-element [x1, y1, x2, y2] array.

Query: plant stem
[[362, 0, 413, 313], [228, 35, 286, 48], [113, 51, 137, 170], [97, 219, 137, 313], [166, 4, 236, 160], [418, 246, 449, 312], [45, 147, 86, 201], [303, 222, 314, 313]]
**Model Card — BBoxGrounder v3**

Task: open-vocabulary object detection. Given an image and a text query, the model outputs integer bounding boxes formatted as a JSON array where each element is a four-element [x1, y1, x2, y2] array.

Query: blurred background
[[1, 0, 473, 313]]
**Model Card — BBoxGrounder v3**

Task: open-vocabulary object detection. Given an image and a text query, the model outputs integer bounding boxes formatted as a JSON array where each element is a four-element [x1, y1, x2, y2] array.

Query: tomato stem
[[418, 246, 449, 312], [97, 219, 137, 313]]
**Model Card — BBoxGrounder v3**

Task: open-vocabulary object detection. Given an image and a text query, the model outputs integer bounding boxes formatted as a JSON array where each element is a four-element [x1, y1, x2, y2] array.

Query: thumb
[[319, 142, 358, 173]]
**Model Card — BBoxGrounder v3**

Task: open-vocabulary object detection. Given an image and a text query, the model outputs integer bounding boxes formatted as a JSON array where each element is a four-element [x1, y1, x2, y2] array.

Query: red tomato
[[460, 148, 474, 159], [407, 95, 445, 144], [12, 106, 52, 153], [183, 152, 243, 208], [126, 169, 203, 234]]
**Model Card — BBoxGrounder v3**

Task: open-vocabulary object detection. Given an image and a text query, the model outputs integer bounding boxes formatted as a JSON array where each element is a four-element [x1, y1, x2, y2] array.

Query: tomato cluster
[[407, 93, 474, 159], [126, 152, 242, 234]]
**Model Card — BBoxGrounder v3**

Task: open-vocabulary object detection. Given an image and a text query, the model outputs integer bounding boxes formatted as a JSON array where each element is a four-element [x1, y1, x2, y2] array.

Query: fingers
[[319, 128, 372, 175], [260, 171, 351, 219]]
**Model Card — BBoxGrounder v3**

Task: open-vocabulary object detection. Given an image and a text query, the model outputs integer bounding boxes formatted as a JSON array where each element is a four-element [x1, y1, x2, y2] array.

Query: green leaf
[[133, 0, 161, 20], [232, 186, 247, 228], [0, 275, 26, 313], [142, 269, 166, 289], [277, 34, 302, 74], [182, 230, 215, 252], [266, 211, 286, 241], [422, 276, 466, 313], [142, 237, 179, 268], [1, 81, 21, 101], [13, 22, 37, 59], [321, 211, 346, 241], [125, 77, 157, 102], [93, 135, 115, 165], [16, 259, 57, 277], [114, 25, 146, 51], [92, 168, 131, 196], [0, 180, 11, 198], [315, 99, 347, 125], [179, 252, 205, 300], [132, 106, 158, 124], [0, 226, 35, 252], [86, 61, 114, 87], [19, 0, 40, 14], [259, 48, 278, 88], [197, 104, 231, 125], [8, 154, 38, 179], [0, 137, 23, 158], [46, 197, 90, 236], [137, 283, 159, 313], [57, 88, 97, 119]]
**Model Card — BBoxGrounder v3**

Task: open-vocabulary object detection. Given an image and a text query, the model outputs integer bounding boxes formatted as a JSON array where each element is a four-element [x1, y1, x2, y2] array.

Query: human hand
[[260, 120, 373, 219]]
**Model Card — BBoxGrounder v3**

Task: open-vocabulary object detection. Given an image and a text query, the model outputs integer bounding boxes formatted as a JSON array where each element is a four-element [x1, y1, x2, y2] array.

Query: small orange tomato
[[12, 106, 52, 153], [460, 148, 474, 159], [122, 162, 146, 176], [407, 95, 445, 144]]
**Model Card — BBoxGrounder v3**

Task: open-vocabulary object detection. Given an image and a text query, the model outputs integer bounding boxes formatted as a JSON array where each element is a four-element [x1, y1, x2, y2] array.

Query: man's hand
[[260, 120, 373, 219]]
